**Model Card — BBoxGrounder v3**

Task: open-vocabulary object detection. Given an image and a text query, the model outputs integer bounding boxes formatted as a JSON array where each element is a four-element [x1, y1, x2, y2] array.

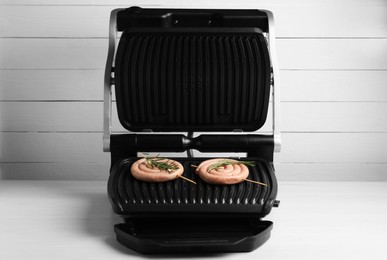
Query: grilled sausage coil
[[131, 158, 184, 182], [195, 158, 249, 185]]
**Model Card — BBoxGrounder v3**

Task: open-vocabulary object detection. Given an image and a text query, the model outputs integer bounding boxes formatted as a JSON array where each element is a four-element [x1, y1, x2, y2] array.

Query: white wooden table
[[1, 181, 386, 260]]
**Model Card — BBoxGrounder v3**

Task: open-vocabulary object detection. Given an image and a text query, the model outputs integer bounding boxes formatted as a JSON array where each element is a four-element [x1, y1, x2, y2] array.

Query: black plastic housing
[[107, 7, 278, 254], [109, 134, 274, 169], [114, 219, 273, 254], [108, 157, 277, 254], [116, 7, 269, 32]]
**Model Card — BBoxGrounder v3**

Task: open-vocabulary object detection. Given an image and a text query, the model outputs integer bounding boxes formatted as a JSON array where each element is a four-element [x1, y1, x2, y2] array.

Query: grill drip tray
[[115, 217, 273, 254]]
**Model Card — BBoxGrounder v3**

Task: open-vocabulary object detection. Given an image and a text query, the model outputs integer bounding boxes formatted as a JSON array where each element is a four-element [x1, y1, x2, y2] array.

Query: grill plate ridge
[[109, 157, 276, 216]]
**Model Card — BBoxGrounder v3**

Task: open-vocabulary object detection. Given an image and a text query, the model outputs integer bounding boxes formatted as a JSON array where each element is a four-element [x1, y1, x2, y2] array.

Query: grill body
[[104, 7, 280, 254]]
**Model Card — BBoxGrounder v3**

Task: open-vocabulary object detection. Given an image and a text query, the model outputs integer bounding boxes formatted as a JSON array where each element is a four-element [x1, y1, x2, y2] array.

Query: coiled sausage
[[131, 158, 184, 182], [195, 158, 249, 185]]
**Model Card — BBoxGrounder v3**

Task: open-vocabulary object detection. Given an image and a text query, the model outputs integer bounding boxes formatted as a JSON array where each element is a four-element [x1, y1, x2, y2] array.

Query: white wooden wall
[[1, 0, 386, 181]]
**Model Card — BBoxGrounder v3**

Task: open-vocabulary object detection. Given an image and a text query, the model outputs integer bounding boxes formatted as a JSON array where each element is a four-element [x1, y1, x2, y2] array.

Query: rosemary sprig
[[191, 160, 267, 186], [143, 155, 197, 185], [207, 159, 256, 173], [145, 156, 179, 173]]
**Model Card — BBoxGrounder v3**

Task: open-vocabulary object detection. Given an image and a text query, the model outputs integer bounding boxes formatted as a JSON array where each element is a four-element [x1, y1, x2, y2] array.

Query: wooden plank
[[0, 162, 110, 180], [271, 0, 387, 38], [2, 162, 386, 181], [0, 133, 109, 163], [282, 102, 387, 133], [1, 1, 386, 37], [0, 6, 110, 38], [1, 132, 387, 163], [2, 38, 386, 69], [281, 70, 387, 102], [1, 101, 386, 132], [0, 38, 107, 69], [0, 101, 104, 132], [277, 39, 387, 70], [276, 163, 387, 181], [0, 70, 104, 101], [1, 70, 386, 102], [1, 0, 384, 7], [276, 133, 387, 163]]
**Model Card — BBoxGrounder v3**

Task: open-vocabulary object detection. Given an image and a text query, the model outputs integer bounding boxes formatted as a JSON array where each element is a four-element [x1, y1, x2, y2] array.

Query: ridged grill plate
[[115, 29, 271, 131], [108, 158, 276, 216]]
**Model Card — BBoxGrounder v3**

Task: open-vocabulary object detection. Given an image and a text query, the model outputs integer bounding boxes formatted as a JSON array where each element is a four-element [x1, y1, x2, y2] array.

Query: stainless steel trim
[[186, 132, 194, 158], [264, 10, 281, 153], [103, 9, 124, 152]]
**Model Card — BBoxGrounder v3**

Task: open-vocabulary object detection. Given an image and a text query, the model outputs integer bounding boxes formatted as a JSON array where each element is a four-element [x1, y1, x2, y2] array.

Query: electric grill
[[103, 7, 281, 254]]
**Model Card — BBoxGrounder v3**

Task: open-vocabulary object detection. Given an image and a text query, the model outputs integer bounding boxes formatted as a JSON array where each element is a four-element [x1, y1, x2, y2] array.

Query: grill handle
[[110, 134, 274, 164]]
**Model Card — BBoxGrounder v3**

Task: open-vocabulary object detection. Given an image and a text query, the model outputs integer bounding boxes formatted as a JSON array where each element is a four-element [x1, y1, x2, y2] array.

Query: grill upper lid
[[116, 7, 269, 32], [114, 8, 271, 132]]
